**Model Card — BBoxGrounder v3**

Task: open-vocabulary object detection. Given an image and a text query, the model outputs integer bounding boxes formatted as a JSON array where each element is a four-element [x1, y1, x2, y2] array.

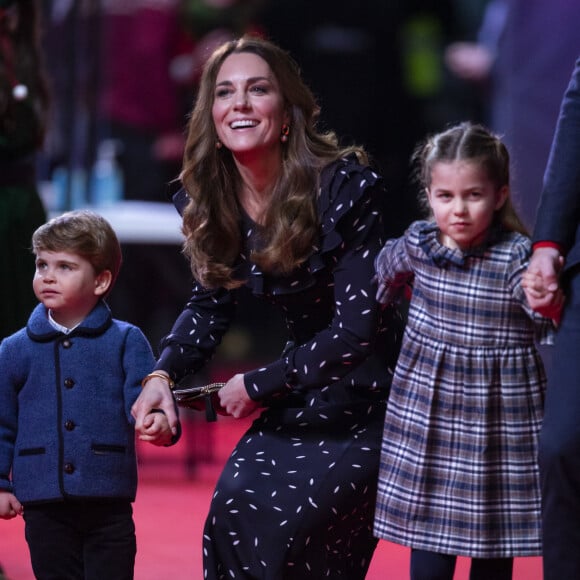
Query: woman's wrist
[[141, 371, 175, 390]]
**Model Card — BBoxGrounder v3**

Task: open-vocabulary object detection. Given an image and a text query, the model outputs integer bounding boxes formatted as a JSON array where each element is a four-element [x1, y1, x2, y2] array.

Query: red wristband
[[532, 241, 563, 252]]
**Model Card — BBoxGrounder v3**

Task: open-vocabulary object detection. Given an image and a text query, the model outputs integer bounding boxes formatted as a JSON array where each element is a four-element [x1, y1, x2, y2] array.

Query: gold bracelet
[[141, 372, 175, 390]]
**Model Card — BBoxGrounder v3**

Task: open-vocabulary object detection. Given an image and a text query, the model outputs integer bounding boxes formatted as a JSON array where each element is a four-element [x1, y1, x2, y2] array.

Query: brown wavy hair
[[180, 35, 367, 289], [412, 122, 528, 236]]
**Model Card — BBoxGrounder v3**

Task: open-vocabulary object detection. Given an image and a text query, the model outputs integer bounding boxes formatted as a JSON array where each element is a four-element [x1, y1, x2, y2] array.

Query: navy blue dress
[[157, 156, 405, 579]]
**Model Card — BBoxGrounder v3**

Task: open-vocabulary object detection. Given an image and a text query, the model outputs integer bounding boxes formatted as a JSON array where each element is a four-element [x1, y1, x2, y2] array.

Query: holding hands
[[132, 373, 178, 445], [522, 246, 565, 323], [138, 410, 174, 447], [132, 371, 259, 443]]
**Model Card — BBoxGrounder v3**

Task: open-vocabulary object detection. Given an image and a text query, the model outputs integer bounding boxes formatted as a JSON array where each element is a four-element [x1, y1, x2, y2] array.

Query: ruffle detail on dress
[[171, 157, 383, 297], [317, 154, 383, 255], [417, 221, 499, 267], [241, 155, 383, 297]]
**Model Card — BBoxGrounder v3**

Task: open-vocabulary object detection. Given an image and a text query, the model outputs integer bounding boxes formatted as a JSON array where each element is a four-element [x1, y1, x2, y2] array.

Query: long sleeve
[[533, 56, 580, 269], [155, 284, 235, 382], [0, 337, 20, 493], [122, 326, 156, 421], [244, 174, 390, 400], [374, 232, 415, 305]]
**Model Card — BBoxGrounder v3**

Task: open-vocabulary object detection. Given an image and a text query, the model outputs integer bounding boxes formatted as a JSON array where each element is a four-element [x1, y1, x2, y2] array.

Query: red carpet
[[0, 415, 543, 579]]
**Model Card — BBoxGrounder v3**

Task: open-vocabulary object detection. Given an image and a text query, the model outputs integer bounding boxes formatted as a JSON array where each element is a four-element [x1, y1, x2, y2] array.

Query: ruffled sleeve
[[317, 154, 384, 253], [240, 154, 386, 297]]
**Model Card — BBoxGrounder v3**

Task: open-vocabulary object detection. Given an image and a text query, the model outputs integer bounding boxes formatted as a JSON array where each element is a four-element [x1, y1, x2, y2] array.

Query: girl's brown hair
[[180, 35, 366, 289], [412, 122, 528, 236]]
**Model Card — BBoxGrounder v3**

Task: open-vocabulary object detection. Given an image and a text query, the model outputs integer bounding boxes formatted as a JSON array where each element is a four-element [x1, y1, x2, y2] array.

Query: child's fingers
[[139, 433, 157, 441], [139, 432, 172, 446], [523, 285, 546, 300], [142, 414, 155, 429]]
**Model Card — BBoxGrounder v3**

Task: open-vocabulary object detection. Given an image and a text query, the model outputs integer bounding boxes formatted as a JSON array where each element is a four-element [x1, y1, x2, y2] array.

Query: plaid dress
[[373, 220, 553, 558]]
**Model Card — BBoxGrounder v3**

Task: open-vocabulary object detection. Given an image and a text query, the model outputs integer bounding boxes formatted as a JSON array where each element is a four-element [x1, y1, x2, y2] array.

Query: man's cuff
[[532, 241, 564, 252]]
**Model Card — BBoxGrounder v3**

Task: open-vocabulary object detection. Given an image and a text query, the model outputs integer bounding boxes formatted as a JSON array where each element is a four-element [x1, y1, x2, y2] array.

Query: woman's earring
[[216, 140, 223, 149], [281, 124, 290, 143]]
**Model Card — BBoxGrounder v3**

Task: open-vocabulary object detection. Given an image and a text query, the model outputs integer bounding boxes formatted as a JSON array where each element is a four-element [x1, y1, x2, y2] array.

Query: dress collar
[[418, 221, 503, 267]]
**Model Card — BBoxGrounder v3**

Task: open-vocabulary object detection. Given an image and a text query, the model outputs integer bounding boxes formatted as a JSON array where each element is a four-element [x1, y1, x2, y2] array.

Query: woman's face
[[212, 52, 288, 160]]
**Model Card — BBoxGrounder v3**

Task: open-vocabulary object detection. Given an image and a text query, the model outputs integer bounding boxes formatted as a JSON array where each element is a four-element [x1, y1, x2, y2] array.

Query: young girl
[[373, 122, 556, 580]]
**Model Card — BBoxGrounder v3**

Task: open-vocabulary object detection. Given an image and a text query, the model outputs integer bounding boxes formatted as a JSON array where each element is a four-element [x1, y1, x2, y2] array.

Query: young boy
[[0, 210, 172, 579]]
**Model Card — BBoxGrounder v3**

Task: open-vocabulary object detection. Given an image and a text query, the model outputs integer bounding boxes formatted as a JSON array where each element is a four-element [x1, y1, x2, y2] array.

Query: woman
[[132, 36, 405, 579]]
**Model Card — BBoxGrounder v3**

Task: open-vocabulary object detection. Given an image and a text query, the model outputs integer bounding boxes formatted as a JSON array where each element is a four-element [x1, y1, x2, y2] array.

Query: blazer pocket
[[91, 443, 126, 455], [18, 447, 46, 456]]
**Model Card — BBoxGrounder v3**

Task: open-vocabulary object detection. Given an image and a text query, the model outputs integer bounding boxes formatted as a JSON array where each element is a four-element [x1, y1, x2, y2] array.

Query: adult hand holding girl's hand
[[218, 373, 260, 419], [522, 246, 565, 322]]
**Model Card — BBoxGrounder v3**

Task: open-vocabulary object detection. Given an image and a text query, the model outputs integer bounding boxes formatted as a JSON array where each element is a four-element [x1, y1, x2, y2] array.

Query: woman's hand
[[218, 373, 260, 419], [132, 373, 178, 437]]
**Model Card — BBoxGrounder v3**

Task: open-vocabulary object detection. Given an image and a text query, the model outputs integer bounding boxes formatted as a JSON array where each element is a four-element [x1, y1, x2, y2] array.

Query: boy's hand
[[137, 410, 174, 447], [132, 375, 178, 436], [0, 491, 23, 520]]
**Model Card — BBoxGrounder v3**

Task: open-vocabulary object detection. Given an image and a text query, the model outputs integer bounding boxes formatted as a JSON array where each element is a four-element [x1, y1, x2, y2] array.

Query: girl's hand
[[218, 373, 260, 419], [522, 271, 565, 324], [521, 270, 554, 300], [523, 247, 565, 319], [138, 411, 174, 447], [0, 491, 23, 520]]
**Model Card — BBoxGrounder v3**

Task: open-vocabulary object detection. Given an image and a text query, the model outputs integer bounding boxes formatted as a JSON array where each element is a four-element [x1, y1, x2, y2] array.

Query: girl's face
[[33, 250, 111, 328], [211, 52, 288, 162], [427, 160, 508, 250]]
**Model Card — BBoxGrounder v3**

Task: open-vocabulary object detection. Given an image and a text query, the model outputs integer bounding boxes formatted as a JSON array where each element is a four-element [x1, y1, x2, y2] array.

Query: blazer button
[[64, 463, 75, 474], [64, 420, 75, 431], [62, 339, 72, 348], [64, 378, 75, 389]]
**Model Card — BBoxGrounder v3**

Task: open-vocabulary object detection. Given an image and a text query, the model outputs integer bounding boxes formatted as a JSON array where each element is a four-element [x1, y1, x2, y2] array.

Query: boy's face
[[33, 250, 111, 328]]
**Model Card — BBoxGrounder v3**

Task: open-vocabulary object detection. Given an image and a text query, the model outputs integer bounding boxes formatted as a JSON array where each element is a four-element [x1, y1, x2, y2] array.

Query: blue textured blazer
[[0, 300, 155, 503], [533, 56, 580, 274]]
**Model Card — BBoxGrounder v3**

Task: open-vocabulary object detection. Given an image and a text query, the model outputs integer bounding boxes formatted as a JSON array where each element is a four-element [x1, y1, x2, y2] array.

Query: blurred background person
[[445, 0, 580, 230], [0, 0, 49, 339], [98, 0, 192, 203], [259, 0, 491, 229]]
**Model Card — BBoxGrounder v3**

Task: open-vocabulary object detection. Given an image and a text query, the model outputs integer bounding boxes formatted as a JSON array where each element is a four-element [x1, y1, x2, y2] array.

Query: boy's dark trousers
[[23, 499, 136, 580]]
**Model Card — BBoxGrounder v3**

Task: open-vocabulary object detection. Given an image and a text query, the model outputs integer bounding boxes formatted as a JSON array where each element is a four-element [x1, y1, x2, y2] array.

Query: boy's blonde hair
[[32, 210, 122, 291]]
